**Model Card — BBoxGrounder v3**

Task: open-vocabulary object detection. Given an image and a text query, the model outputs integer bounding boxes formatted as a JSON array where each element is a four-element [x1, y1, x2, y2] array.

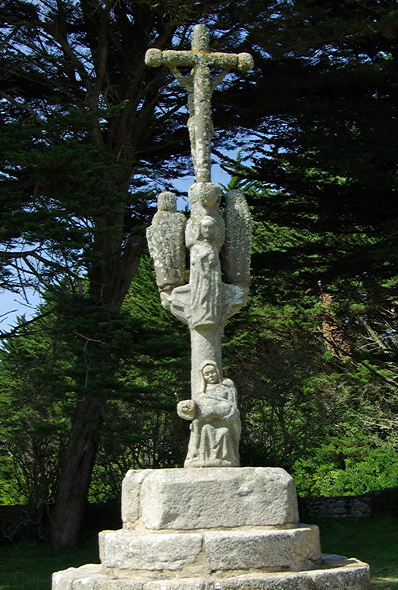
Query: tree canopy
[[1, 0, 398, 548]]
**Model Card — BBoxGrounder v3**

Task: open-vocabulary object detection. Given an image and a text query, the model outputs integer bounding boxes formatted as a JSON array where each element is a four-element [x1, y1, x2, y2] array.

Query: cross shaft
[[145, 25, 253, 182]]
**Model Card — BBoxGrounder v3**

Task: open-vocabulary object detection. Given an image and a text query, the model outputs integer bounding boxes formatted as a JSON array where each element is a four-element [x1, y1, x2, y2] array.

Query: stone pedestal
[[52, 468, 370, 590]]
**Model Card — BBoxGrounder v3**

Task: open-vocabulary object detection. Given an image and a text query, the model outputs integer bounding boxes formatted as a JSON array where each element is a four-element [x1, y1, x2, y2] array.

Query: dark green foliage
[[294, 439, 398, 497], [214, 0, 398, 494], [0, 0, 255, 548], [221, 174, 398, 494], [88, 256, 191, 501], [221, 0, 398, 290], [1, 0, 398, 543], [0, 256, 190, 515]]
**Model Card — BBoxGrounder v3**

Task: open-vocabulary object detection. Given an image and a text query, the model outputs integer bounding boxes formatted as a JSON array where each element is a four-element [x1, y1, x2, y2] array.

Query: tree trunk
[[50, 397, 103, 550], [319, 292, 351, 358], [50, 232, 145, 550]]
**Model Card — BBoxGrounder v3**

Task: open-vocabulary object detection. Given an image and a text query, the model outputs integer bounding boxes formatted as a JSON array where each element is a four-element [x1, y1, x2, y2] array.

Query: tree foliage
[[0, 0, 258, 548], [0, 256, 190, 527], [219, 0, 398, 494], [1, 0, 398, 547]]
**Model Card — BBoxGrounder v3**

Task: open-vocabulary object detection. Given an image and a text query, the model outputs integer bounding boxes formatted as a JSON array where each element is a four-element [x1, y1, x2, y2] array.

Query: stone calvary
[[52, 25, 370, 590], [146, 24, 252, 467]]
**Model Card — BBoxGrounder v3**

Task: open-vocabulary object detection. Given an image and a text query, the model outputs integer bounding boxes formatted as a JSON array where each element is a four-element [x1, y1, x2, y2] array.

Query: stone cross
[[145, 24, 253, 183], [146, 25, 253, 468]]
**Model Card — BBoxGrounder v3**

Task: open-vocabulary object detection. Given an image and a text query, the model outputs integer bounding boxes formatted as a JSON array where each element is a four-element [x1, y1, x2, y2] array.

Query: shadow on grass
[[0, 534, 99, 590], [310, 515, 398, 590]]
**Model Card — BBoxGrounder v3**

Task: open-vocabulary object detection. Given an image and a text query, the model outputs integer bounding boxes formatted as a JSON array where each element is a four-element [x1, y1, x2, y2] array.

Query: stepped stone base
[[52, 468, 370, 590], [99, 524, 321, 574], [53, 556, 369, 590]]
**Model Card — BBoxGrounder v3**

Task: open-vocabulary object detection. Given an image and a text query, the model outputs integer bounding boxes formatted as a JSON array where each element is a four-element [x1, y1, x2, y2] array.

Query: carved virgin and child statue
[[177, 361, 241, 467]]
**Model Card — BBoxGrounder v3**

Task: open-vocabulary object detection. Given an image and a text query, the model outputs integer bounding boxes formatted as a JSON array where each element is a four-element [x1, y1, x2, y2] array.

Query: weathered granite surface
[[145, 26, 253, 185], [99, 531, 203, 571], [53, 556, 370, 590], [121, 468, 299, 529], [52, 466, 369, 590], [177, 365, 241, 467], [145, 25, 254, 467], [146, 192, 186, 295], [99, 525, 321, 574]]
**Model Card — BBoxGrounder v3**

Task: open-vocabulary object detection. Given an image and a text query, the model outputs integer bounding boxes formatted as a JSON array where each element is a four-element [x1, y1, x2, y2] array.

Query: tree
[[0, 313, 72, 535], [216, 0, 398, 493], [0, 0, 257, 548], [0, 256, 190, 534], [227, 0, 398, 287], [3, 0, 397, 545]]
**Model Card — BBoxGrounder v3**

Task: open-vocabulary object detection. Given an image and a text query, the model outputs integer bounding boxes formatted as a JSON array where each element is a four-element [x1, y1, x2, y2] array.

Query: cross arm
[[205, 52, 254, 72], [145, 49, 198, 68], [145, 48, 254, 73]]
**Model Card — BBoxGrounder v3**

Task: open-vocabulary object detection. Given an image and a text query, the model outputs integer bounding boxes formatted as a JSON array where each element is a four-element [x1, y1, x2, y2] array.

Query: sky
[[1, 290, 41, 333]]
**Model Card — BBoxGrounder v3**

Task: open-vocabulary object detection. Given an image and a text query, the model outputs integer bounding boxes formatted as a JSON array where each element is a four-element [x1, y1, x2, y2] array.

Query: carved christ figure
[[145, 25, 253, 183]]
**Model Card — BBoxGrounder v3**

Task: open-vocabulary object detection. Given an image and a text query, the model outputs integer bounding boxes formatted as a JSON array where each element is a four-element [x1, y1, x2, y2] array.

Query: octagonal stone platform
[[52, 468, 370, 590], [53, 556, 369, 590]]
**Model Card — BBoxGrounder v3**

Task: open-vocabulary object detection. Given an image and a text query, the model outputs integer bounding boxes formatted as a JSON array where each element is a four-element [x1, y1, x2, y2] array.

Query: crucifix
[[146, 25, 253, 467], [145, 24, 253, 183]]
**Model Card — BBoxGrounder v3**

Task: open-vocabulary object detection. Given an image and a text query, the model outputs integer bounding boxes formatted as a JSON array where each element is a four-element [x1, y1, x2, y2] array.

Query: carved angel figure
[[221, 189, 252, 287]]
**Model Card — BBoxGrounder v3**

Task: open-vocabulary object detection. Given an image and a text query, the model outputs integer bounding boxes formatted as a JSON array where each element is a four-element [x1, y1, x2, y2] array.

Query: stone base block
[[122, 467, 299, 529], [99, 525, 321, 574], [52, 556, 370, 590], [99, 531, 203, 571]]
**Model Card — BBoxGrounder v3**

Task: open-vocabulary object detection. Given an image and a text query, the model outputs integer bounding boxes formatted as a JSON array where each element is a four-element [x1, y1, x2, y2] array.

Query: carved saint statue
[[177, 360, 241, 467], [146, 191, 186, 295], [190, 217, 222, 329]]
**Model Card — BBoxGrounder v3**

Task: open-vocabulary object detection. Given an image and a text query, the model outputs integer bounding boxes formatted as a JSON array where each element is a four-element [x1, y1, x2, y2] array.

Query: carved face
[[200, 218, 216, 240], [202, 364, 220, 384], [180, 400, 193, 412]]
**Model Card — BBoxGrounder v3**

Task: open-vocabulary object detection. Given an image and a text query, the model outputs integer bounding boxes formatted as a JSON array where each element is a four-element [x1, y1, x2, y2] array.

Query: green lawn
[[0, 534, 99, 590], [0, 516, 396, 590], [316, 515, 398, 590]]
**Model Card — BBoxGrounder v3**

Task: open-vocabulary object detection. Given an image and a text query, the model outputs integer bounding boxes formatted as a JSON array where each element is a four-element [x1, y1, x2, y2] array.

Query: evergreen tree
[[218, 0, 398, 490], [0, 0, 255, 548], [3, 0, 398, 544], [0, 256, 190, 535]]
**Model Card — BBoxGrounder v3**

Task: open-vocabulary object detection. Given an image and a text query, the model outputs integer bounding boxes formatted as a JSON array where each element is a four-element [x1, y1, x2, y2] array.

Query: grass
[[314, 515, 398, 590], [0, 534, 99, 590], [0, 516, 397, 589]]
